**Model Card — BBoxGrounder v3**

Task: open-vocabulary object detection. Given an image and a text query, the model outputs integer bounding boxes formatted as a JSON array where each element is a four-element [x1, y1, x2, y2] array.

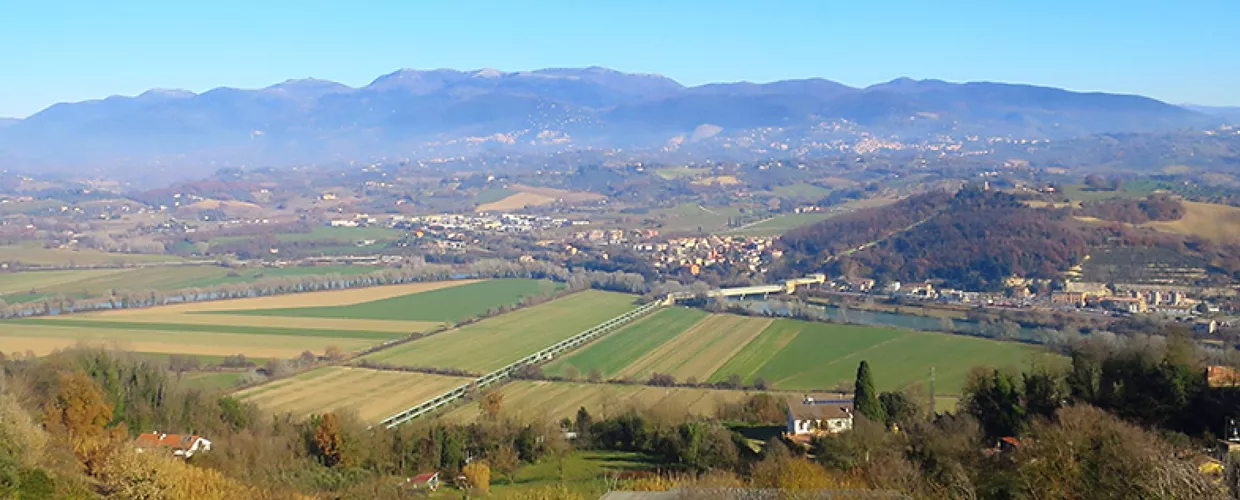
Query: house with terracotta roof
[[134, 432, 212, 459], [406, 472, 441, 491]]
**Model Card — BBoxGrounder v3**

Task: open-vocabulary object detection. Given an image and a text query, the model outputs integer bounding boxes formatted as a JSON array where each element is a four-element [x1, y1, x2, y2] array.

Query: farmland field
[[477, 192, 556, 212], [544, 307, 708, 379], [215, 278, 559, 323], [543, 309, 1052, 396], [439, 380, 756, 423], [708, 319, 1053, 394], [1145, 201, 1240, 246], [727, 212, 834, 236], [235, 367, 471, 422], [0, 321, 384, 358], [2, 279, 532, 359], [360, 290, 638, 373], [613, 314, 772, 382], [0, 244, 187, 266], [0, 264, 391, 304]]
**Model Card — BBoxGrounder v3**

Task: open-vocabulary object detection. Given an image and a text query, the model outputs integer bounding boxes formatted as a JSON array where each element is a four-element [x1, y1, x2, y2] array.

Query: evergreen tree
[[853, 361, 885, 422]]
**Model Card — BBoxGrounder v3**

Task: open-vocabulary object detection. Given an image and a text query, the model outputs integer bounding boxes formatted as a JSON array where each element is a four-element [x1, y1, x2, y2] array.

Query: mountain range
[[0, 67, 1225, 182]]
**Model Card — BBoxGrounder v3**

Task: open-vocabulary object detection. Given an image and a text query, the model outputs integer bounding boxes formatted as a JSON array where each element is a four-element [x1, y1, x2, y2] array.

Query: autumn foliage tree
[[310, 412, 347, 467], [44, 371, 125, 473], [479, 391, 504, 420], [462, 461, 491, 494]]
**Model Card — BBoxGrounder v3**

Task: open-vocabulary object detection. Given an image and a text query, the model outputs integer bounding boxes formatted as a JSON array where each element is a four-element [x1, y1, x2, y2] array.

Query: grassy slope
[[440, 380, 752, 423], [361, 291, 637, 372], [544, 307, 707, 379], [471, 451, 660, 500], [727, 212, 834, 236], [709, 319, 1051, 394], [215, 279, 558, 323], [1145, 201, 1240, 246]]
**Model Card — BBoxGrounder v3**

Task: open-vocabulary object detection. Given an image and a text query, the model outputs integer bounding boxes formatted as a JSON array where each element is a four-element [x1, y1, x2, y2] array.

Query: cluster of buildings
[[573, 228, 659, 246], [397, 213, 588, 234], [631, 235, 780, 275]]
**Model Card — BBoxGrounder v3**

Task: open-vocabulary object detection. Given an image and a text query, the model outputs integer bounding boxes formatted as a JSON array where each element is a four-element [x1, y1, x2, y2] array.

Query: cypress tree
[[854, 360, 885, 422]]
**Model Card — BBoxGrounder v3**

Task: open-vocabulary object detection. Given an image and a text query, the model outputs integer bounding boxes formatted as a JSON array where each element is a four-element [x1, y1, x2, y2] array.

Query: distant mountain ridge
[[0, 67, 1221, 181]]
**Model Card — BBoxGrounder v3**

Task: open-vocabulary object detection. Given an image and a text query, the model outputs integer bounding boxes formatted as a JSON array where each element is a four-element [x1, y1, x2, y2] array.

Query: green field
[[177, 371, 248, 392], [208, 226, 402, 246], [651, 203, 748, 233], [360, 291, 638, 372], [451, 451, 658, 499], [726, 212, 833, 235], [214, 279, 559, 323], [709, 319, 1053, 394], [769, 182, 833, 199], [474, 187, 517, 204], [1059, 181, 1163, 202], [0, 244, 186, 266], [544, 307, 707, 378], [2, 280, 474, 359], [540, 309, 1053, 396]]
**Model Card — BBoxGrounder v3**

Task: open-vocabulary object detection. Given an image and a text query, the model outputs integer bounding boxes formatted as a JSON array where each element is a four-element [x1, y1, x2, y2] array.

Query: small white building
[[786, 397, 854, 435]]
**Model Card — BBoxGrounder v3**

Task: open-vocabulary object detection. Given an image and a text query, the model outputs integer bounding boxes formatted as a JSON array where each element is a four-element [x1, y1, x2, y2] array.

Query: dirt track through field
[[615, 315, 772, 382]]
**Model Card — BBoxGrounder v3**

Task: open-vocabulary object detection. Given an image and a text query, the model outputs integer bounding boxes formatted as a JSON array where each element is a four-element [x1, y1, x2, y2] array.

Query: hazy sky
[[2, 0, 1237, 117]]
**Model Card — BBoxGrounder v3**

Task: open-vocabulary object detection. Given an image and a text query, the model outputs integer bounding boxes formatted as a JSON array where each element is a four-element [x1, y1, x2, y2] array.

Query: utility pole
[[929, 367, 936, 415]]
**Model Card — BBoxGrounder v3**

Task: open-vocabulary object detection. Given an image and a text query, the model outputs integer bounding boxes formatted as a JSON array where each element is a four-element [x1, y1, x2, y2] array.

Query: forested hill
[[778, 188, 1096, 291]]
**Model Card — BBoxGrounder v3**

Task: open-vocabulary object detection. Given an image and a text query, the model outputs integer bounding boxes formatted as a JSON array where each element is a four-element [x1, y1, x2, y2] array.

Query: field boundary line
[[693, 317, 774, 381]]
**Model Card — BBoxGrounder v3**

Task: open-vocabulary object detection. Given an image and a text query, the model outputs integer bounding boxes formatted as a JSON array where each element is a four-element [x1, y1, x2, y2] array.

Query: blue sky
[[2, 0, 1236, 117]]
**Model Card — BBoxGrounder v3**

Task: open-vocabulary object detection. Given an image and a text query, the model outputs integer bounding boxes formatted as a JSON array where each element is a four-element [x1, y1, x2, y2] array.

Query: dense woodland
[[1076, 195, 1186, 224], [780, 188, 1095, 290], [780, 187, 1240, 289]]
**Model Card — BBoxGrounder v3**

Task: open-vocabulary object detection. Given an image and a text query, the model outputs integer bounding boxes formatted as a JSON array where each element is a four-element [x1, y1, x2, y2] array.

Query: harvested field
[[708, 319, 1052, 394], [218, 279, 557, 323], [92, 279, 479, 314], [544, 307, 707, 379], [439, 381, 756, 423], [1145, 201, 1240, 245], [236, 367, 471, 422], [46, 312, 434, 334], [614, 314, 772, 382], [361, 291, 638, 373], [477, 192, 556, 212], [0, 322, 377, 358], [510, 185, 604, 204]]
